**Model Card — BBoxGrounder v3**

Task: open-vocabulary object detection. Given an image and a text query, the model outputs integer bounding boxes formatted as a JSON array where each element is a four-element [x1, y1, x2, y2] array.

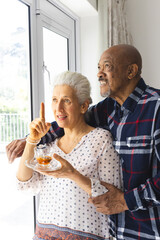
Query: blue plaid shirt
[[41, 78, 160, 239]]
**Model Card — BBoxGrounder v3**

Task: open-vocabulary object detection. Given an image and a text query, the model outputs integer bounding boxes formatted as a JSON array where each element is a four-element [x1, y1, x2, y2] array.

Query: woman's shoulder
[[94, 127, 112, 137], [87, 127, 113, 142]]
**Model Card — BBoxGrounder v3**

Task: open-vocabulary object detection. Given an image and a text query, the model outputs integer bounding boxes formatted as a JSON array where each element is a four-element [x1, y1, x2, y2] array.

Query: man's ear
[[128, 64, 139, 79], [80, 100, 89, 114]]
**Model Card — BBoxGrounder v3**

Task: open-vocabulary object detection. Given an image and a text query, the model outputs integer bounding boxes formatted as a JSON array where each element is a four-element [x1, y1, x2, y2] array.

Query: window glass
[[0, 1, 34, 239], [43, 27, 68, 122]]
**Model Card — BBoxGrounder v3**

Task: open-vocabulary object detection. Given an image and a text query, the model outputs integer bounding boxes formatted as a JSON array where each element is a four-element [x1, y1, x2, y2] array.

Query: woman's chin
[[57, 121, 67, 128]]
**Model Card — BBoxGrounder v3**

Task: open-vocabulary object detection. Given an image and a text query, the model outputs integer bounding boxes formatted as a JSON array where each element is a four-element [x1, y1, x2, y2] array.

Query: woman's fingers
[[40, 102, 46, 132], [30, 119, 44, 133], [53, 153, 65, 164], [40, 102, 45, 120]]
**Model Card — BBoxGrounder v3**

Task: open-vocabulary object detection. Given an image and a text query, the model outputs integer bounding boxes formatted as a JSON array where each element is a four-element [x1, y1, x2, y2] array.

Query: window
[[0, 0, 33, 239], [43, 28, 68, 121], [0, 0, 79, 239]]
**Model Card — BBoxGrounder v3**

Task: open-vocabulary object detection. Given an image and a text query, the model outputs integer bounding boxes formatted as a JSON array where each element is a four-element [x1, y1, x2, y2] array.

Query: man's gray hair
[[53, 71, 92, 105]]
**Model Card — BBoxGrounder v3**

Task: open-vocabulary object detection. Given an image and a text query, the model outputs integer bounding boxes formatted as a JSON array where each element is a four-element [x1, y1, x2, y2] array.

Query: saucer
[[25, 158, 61, 172]]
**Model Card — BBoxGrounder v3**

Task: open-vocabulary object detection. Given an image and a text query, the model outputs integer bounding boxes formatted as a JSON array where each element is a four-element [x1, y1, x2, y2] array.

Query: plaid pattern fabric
[[41, 78, 160, 239]]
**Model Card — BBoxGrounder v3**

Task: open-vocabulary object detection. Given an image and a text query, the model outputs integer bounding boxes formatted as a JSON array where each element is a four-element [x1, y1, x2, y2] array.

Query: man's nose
[[97, 69, 105, 79]]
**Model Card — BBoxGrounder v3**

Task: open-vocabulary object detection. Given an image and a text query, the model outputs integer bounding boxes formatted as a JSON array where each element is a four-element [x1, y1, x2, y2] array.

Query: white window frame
[[20, 0, 80, 119], [19, 0, 80, 231]]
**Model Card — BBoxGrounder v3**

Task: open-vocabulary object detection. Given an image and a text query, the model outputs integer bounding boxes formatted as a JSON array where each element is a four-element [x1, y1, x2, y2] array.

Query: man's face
[[97, 48, 129, 99]]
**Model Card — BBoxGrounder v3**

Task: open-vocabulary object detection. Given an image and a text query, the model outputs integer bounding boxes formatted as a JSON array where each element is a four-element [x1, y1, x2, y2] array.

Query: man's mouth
[[99, 79, 108, 86]]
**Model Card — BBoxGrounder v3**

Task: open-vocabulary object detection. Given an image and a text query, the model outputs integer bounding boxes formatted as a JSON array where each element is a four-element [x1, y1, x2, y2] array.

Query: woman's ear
[[128, 64, 139, 79], [80, 100, 89, 114]]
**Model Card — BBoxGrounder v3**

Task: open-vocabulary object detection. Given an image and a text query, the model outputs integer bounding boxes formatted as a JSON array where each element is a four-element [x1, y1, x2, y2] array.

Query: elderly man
[[6, 44, 160, 239]]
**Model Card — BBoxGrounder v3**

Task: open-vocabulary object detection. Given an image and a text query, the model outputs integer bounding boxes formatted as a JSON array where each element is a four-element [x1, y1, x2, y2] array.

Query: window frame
[[19, 0, 80, 232]]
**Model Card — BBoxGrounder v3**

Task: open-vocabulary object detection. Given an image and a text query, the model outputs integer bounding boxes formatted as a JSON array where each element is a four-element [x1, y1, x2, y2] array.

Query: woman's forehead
[[53, 85, 76, 97]]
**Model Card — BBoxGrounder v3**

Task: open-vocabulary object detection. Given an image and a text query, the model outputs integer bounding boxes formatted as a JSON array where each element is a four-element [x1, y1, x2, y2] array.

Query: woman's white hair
[[53, 71, 92, 105]]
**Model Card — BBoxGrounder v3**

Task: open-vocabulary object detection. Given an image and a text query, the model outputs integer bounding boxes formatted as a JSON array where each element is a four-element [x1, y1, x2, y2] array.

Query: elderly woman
[[16, 71, 122, 240]]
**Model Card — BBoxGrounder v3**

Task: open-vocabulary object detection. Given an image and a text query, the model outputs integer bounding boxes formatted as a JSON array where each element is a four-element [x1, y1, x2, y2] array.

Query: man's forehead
[[98, 55, 113, 65]]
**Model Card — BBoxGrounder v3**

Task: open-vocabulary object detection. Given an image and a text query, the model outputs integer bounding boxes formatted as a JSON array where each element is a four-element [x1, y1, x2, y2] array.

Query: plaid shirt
[[41, 78, 160, 239]]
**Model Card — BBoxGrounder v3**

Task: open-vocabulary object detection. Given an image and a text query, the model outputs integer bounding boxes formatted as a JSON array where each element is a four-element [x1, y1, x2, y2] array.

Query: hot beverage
[[36, 156, 52, 165]]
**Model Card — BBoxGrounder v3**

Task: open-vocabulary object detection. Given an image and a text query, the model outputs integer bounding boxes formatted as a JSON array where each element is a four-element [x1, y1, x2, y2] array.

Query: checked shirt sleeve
[[124, 108, 160, 212]]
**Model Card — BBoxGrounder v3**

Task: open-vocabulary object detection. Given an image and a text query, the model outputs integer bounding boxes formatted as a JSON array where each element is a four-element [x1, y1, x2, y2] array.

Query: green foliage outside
[[0, 27, 30, 143]]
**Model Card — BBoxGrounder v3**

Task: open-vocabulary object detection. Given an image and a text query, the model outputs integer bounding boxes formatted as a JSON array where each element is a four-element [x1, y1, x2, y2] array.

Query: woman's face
[[52, 84, 83, 129]]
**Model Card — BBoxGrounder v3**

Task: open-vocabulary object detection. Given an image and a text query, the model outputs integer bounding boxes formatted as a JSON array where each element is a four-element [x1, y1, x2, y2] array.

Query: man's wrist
[[122, 193, 129, 211]]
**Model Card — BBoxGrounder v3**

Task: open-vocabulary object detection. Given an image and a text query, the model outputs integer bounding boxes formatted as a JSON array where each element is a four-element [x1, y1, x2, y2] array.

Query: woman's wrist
[[69, 169, 91, 195], [69, 168, 80, 181], [26, 135, 41, 145]]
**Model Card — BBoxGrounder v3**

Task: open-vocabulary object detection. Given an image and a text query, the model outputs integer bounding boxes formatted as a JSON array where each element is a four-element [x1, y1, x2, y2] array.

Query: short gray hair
[[53, 71, 92, 105]]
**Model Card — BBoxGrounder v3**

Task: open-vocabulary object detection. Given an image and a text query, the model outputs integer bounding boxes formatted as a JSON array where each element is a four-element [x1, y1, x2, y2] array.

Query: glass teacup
[[34, 144, 53, 167]]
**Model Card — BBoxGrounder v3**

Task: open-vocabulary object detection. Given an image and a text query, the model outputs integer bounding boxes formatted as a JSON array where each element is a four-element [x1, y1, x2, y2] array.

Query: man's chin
[[100, 90, 111, 98]]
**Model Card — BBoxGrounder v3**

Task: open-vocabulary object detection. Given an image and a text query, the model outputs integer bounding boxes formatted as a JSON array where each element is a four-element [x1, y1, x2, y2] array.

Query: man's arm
[[6, 121, 64, 163], [6, 138, 27, 163], [89, 103, 160, 214], [88, 182, 128, 215]]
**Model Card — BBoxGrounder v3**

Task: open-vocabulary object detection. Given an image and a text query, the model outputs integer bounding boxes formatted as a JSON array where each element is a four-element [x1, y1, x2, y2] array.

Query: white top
[[17, 128, 123, 239]]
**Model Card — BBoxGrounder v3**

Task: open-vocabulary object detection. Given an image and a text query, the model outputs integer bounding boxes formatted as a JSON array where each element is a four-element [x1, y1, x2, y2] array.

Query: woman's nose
[[56, 101, 63, 112]]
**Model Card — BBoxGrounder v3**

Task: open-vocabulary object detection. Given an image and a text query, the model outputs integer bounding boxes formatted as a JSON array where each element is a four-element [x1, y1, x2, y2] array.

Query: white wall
[[80, 16, 102, 105], [80, 0, 160, 105], [126, 0, 160, 89], [57, 0, 160, 105]]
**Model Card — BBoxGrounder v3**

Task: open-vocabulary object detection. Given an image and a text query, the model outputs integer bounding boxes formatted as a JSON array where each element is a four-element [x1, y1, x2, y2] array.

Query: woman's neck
[[58, 121, 95, 154], [64, 122, 92, 139]]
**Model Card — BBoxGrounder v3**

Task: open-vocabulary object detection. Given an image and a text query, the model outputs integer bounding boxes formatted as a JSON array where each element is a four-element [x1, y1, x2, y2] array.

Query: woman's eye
[[52, 98, 57, 103], [64, 99, 70, 103]]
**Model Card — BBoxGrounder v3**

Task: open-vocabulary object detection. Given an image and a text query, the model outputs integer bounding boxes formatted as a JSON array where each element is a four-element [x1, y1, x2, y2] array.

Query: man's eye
[[105, 64, 112, 70]]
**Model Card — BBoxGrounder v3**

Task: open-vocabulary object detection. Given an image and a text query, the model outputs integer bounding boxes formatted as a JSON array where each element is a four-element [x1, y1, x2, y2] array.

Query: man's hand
[[88, 181, 128, 215], [6, 138, 26, 163]]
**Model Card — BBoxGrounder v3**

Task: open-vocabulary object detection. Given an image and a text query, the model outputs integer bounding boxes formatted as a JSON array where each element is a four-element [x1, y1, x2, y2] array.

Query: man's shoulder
[[145, 85, 160, 98], [90, 97, 114, 111]]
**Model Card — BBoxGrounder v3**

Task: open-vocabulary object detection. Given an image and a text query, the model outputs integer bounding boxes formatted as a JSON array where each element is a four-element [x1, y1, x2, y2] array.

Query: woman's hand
[[38, 153, 76, 178], [39, 153, 91, 195], [29, 102, 51, 141]]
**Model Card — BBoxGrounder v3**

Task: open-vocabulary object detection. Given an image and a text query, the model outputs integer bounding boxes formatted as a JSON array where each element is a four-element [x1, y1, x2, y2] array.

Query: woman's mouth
[[57, 115, 67, 120]]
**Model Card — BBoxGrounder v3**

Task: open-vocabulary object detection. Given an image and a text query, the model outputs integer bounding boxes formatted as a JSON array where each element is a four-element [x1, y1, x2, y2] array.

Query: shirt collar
[[123, 78, 147, 112], [111, 78, 147, 113]]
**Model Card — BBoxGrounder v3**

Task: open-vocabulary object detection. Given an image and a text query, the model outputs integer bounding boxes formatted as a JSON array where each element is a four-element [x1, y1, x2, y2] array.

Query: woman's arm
[[65, 165, 92, 196], [38, 153, 92, 195], [16, 103, 51, 182], [16, 141, 35, 181]]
